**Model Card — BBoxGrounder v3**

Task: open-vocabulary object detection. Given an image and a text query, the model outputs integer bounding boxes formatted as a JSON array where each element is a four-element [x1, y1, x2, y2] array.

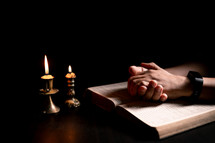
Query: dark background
[[24, 18, 213, 99], [4, 7, 215, 142]]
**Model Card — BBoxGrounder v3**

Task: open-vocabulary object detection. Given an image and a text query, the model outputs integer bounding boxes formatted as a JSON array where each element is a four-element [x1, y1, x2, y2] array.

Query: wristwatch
[[187, 71, 203, 100]]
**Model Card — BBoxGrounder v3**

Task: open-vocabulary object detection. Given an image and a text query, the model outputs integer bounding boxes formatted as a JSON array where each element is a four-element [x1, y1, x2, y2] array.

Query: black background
[[4, 6, 215, 142], [22, 15, 213, 100]]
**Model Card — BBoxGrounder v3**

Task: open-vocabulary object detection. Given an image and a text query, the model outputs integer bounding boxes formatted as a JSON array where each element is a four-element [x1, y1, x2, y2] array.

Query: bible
[[85, 82, 215, 139]]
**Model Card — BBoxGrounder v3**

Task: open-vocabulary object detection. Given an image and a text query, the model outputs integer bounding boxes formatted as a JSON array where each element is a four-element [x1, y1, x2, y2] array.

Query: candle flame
[[44, 55, 49, 74], [68, 65, 72, 73]]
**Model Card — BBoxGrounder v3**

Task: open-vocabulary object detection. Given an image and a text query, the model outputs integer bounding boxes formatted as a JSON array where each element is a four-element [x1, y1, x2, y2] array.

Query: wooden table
[[10, 96, 215, 143], [9, 48, 215, 143]]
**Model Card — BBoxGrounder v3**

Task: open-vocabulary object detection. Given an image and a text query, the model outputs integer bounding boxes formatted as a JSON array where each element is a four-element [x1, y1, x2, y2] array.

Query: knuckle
[[150, 62, 155, 65], [128, 76, 134, 82], [132, 79, 139, 85], [128, 77, 138, 85]]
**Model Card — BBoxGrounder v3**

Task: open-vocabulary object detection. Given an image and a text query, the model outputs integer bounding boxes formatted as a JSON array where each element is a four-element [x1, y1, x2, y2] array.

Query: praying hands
[[127, 62, 215, 102], [128, 63, 215, 102]]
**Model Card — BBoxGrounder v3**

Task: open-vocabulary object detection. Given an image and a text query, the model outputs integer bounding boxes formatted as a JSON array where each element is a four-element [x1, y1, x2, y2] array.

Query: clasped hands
[[127, 62, 191, 102]]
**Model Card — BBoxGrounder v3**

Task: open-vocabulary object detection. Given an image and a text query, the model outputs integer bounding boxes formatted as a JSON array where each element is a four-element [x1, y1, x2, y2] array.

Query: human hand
[[128, 64, 167, 102], [128, 62, 192, 101]]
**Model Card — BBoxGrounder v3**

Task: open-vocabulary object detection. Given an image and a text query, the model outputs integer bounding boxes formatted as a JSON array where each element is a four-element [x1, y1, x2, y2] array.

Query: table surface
[[9, 93, 215, 143], [6, 18, 215, 143], [9, 49, 215, 143]]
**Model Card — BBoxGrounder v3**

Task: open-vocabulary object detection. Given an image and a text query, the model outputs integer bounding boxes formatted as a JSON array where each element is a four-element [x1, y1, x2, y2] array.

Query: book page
[[88, 82, 138, 107], [87, 81, 215, 138], [118, 100, 215, 127]]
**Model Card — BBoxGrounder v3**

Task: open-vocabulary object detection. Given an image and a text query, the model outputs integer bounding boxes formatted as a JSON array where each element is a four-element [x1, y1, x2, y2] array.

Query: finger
[[152, 85, 163, 101], [138, 85, 147, 96], [129, 66, 147, 76], [130, 81, 139, 96], [144, 80, 157, 100], [160, 93, 168, 102], [140, 62, 161, 70], [128, 76, 136, 95], [130, 79, 149, 96], [127, 79, 130, 94], [128, 75, 148, 96], [128, 76, 136, 96], [128, 77, 141, 96]]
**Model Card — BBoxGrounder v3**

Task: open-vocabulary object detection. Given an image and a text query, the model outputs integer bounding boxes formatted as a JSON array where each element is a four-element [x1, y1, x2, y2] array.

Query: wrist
[[182, 76, 193, 97], [169, 75, 193, 98], [179, 76, 193, 97]]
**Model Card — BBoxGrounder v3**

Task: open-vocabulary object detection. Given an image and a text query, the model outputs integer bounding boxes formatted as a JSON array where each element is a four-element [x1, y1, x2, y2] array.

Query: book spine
[[85, 89, 115, 112]]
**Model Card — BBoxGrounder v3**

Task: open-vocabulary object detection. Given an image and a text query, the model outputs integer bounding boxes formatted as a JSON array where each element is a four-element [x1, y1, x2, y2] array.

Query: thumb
[[140, 62, 161, 70], [129, 65, 147, 75]]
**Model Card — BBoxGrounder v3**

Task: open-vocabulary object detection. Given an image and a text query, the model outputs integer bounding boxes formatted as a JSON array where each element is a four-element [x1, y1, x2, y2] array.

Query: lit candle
[[41, 55, 54, 92], [65, 65, 76, 79], [65, 65, 80, 108]]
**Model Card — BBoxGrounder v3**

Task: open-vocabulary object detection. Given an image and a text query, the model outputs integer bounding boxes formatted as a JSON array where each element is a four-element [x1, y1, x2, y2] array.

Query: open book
[[85, 82, 215, 139]]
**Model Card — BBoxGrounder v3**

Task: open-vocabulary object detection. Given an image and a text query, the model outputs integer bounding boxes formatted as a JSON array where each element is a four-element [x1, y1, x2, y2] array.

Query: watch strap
[[187, 71, 203, 100]]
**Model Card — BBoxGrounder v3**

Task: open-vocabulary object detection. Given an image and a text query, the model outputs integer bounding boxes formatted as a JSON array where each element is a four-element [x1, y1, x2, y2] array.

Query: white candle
[[65, 65, 76, 78], [41, 55, 54, 91]]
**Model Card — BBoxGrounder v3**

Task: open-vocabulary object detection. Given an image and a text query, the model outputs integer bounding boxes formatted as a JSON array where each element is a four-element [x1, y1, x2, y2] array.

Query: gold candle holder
[[65, 65, 80, 108], [40, 88, 60, 114], [39, 55, 60, 114]]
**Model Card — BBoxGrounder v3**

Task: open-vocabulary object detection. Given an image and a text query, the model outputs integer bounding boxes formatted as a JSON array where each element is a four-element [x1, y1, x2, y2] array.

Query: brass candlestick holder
[[40, 88, 60, 114], [65, 66, 80, 108], [39, 55, 60, 114]]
